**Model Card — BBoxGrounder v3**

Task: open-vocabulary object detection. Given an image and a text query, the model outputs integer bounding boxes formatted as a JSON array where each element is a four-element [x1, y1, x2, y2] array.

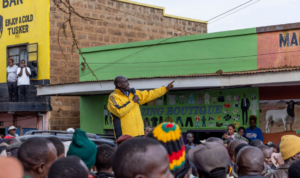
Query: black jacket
[[241, 98, 250, 110], [238, 176, 266, 178], [96, 172, 114, 178]]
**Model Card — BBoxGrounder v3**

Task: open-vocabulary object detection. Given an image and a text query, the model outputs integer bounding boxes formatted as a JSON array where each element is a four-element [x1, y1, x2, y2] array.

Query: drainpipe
[[38, 112, 45, 130]]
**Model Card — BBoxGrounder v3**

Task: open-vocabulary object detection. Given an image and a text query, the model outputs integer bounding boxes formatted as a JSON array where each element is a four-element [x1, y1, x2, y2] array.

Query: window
[[7, 43, 38, 79]]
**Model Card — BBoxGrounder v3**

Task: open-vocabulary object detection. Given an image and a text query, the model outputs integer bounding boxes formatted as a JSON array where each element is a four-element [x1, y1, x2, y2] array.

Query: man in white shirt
[[17, 60, 31, 102]]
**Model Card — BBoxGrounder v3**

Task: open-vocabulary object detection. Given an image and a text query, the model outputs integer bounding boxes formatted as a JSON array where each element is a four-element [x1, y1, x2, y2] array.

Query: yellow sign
[[0, 0, 50, 83]]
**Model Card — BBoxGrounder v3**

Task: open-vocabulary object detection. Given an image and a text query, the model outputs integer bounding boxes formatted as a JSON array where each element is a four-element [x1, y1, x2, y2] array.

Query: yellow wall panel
[[0, 0, 50, 83]]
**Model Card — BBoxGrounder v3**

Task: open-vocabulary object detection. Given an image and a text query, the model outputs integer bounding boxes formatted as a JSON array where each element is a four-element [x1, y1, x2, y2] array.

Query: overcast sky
[[133, 0, 300, 33]]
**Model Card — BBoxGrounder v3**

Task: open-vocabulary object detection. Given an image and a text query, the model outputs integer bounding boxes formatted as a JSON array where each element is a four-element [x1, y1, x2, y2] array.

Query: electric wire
[[207, 0, 255, 21]]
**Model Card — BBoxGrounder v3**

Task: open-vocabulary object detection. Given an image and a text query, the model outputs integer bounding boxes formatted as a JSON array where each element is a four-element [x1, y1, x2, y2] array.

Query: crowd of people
[[0, 122, 300, 178]]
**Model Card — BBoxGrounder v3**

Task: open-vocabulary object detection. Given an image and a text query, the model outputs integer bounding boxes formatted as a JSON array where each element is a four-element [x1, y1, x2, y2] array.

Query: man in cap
[[236, 146, 265, 178], [188, 142, 229, 178], [266, 135, 300, 178], [4, 126, 19, 139]]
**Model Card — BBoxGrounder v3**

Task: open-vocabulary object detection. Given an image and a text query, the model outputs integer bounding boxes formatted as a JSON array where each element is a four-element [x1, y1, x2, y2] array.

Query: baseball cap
[[8, 126, 17, 131], [188, 142, 229, 176]]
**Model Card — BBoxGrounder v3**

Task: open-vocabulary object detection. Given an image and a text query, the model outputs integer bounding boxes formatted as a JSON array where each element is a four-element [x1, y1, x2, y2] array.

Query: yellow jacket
[[108, 87, 168, 139]]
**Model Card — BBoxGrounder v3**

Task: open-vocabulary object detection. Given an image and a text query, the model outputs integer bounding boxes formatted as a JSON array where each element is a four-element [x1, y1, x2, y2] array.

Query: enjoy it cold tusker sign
[[140, 87, 260, 130]]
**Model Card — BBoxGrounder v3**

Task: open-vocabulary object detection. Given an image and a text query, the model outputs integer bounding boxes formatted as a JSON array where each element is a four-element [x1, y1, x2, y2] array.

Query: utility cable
[[207, 0, 255, 21], [209, 0, 261, 24]]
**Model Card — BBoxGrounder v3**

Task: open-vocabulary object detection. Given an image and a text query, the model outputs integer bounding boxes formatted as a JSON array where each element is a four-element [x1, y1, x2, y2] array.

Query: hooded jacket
[[108, 87, 168, 139]]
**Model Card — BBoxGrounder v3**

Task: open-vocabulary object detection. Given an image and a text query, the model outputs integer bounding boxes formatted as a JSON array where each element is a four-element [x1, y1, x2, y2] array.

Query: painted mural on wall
[[260, 99, 300, 133], [140, 87, 259, 130]]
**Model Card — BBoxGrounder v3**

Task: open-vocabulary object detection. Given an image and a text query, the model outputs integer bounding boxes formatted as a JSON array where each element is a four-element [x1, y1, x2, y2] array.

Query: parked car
[[19, 130, 117, 147]]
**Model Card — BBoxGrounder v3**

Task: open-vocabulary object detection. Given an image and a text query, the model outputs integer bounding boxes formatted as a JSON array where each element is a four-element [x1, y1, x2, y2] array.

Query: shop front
[[37, 22, 300, 143]]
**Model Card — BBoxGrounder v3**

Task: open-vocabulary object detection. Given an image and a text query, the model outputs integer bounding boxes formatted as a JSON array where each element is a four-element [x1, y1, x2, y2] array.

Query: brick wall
[[49, 0, 207, 130]]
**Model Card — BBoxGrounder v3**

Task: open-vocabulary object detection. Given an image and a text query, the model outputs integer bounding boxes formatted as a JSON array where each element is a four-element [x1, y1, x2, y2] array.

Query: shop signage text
[[4, 14, 33, 35], [280, 32, 299, 47], [3, 0, 23, 8], [141, 105, 223, 116]]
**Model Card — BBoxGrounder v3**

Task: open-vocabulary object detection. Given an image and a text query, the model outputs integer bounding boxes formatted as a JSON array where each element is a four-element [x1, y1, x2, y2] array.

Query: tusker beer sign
[[0, 0, 50, 83]]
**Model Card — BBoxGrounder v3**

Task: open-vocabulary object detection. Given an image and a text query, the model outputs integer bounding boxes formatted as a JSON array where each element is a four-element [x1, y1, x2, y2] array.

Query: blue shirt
[[186, 144, 196, 149], [245, 126, 263, 142]]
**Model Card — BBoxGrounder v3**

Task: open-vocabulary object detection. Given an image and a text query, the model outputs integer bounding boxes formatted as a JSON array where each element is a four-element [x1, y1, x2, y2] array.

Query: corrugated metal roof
[[36, 67, 300, 87]]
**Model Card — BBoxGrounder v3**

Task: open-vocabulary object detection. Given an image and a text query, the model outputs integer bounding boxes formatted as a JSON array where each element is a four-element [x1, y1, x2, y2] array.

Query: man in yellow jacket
[[108, 76, 174, 139]]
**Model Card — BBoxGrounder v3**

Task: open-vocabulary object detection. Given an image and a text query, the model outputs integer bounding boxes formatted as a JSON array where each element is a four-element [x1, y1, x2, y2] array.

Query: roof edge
[[80, 27, 256, 53], [115, 0, 208, 23]]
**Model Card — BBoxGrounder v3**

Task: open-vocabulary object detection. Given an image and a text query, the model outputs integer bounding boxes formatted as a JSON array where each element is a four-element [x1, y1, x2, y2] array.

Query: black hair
[[288, 159, 300, 178], [257, 144, 272, 155], [21, 60, 25, 63], [249, 116, 257, 122], [277, 141, 281, 153], [228, 124, 235, 130], [250, 139, 263, 147], [46, 137, 65, 157], [18, 137, 54, 170], [48, 156, 88, 178], [234, 143, 248, 158], [238, 127, 245, 131], [113, 137, 162, 178], [198, 168, 226, 178], [95, 144, 115, 171], [266, 142, 277, 149]]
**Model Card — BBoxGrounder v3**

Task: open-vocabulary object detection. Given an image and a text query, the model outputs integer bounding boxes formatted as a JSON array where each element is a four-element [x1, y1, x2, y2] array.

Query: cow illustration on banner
[[260, 100, 300, 133]]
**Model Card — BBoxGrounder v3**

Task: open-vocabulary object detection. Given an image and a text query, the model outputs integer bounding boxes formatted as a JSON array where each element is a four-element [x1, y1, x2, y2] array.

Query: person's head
[[147, 123, 186, 174], [187, 132, 194, 144], [288, 159, 300, 178], [244, 94, 246, 98], [8, 58, 14, 67], [188, 142, 229, 178], [206, 137, 223, 145], [257, 145, 273, 166], [236, 147, 264, 176], [249, 116, 257, 128], [238, 127, 245, 136], [0, 157, 23, 178], [234, 143, 248, 159], [228, 140, 248, 163], [95, 144, 115, 172], [0, 134, 3, 138], [250, 139, 263, 147], [227, 124, 235, 135], [114, 76, 130, 91], [144, 126, 153, 136], [46, 137, 65, 158], [20, 60, 26, 67], [226, 138, 234, 145], [18, 137, 57, 178], [252, 94, 256, 100], [6, 138, 20, 145], [266, 142, 278, 153], [8, 126, 17, 136], [113, 137, 173, 178], [67, 129, 97, 169], [280, 135, 300, 163], [48, 156, 89, 178]]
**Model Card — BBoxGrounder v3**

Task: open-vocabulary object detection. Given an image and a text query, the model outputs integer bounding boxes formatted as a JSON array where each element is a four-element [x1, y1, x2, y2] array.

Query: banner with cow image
[[260, 99, 300, 133]]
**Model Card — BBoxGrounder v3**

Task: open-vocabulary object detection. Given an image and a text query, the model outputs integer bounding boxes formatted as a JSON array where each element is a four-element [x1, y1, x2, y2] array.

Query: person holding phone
[[17, 60, 31, 102], [222, 124, 249, 144]]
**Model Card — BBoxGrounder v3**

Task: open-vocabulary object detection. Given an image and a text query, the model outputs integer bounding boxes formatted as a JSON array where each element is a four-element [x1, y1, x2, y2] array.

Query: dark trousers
[[19, 85, 29, 102], [242, 109, 248, 125], [185, 117, 193, 127], [105, 115, 108, 125], [7, 82, 18, 102], [176, 117, 184, 127]]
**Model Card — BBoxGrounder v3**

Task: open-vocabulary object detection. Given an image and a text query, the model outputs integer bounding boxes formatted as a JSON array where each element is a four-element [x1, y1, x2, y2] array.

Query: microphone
[[131, 88, 139, 104]]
